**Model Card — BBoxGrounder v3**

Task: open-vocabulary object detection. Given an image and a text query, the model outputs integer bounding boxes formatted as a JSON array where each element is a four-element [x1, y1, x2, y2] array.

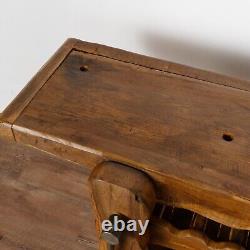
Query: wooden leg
[[89, 161, 156, 250]]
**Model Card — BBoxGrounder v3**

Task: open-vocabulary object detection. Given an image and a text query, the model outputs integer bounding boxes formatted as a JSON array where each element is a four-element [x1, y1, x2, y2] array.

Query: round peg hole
[[222, 133, 233, 142], [80, 65, 88, 72]]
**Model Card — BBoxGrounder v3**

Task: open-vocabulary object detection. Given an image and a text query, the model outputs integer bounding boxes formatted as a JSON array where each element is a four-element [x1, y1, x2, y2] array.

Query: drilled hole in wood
[[222, 133, 233, 142], [80, 65, 88, 72]]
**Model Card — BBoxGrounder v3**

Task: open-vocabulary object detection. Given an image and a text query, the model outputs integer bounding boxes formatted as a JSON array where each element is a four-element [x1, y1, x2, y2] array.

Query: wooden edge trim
[[73, 40, 250, 92], [0, 38, 79, 124]]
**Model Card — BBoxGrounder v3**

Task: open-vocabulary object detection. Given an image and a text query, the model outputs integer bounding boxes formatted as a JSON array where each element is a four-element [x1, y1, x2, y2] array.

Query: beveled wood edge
[[73, 40, 250, 92], [0, 38, 79, 125]]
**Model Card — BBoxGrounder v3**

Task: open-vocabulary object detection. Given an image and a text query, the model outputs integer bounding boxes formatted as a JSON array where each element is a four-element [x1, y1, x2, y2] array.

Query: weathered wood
[[74, 40, 250, 92], [1, 38, 250, 249], [5, 43, 249, 228], [0, 138, 98, 249], [151, 220, 243, 250], [89, 161, 156, 250]]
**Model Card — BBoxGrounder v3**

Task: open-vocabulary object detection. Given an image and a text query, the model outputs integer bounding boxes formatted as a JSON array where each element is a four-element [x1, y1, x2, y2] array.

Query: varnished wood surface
[[0, 39, 250, 230], [0, 138, 98, 249]]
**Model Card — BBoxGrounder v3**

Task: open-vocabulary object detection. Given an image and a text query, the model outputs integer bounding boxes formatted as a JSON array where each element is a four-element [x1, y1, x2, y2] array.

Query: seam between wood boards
[[10, 124, 17, 142], [73, 48, 250, 93]]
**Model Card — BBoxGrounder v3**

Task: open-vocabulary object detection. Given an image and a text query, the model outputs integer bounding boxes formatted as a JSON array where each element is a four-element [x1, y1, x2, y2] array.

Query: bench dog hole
[[222, 133, 233, 142], [80, 65, 88, 72]]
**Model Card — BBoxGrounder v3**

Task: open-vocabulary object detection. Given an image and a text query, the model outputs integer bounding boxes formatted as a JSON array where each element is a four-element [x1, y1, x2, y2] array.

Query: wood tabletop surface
[[0, 38, 249, 230]]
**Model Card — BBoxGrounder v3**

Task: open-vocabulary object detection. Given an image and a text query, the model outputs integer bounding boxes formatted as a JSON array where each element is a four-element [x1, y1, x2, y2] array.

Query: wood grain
[[1, 39, 250, 249], [0, 122, 14, 141], [9, 46, 250, 228], [89, 161, 156, 250], [74, 40, 250, 92], [150, 220, 243, 250], [0, 138, 98, 250]]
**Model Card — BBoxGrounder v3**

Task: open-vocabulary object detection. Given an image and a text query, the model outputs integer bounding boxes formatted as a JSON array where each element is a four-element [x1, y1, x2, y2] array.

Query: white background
[[1, 0, 250, 112]]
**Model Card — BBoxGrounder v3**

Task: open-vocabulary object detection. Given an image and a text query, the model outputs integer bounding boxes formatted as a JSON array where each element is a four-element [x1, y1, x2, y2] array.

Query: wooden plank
[[13, 50, 250, 193], [1, 38, 249, 231], [11, 49, 250, 229], [0, 138, 98, 250], [2, 38, 249, 126], [74, 40, 250, 92]]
